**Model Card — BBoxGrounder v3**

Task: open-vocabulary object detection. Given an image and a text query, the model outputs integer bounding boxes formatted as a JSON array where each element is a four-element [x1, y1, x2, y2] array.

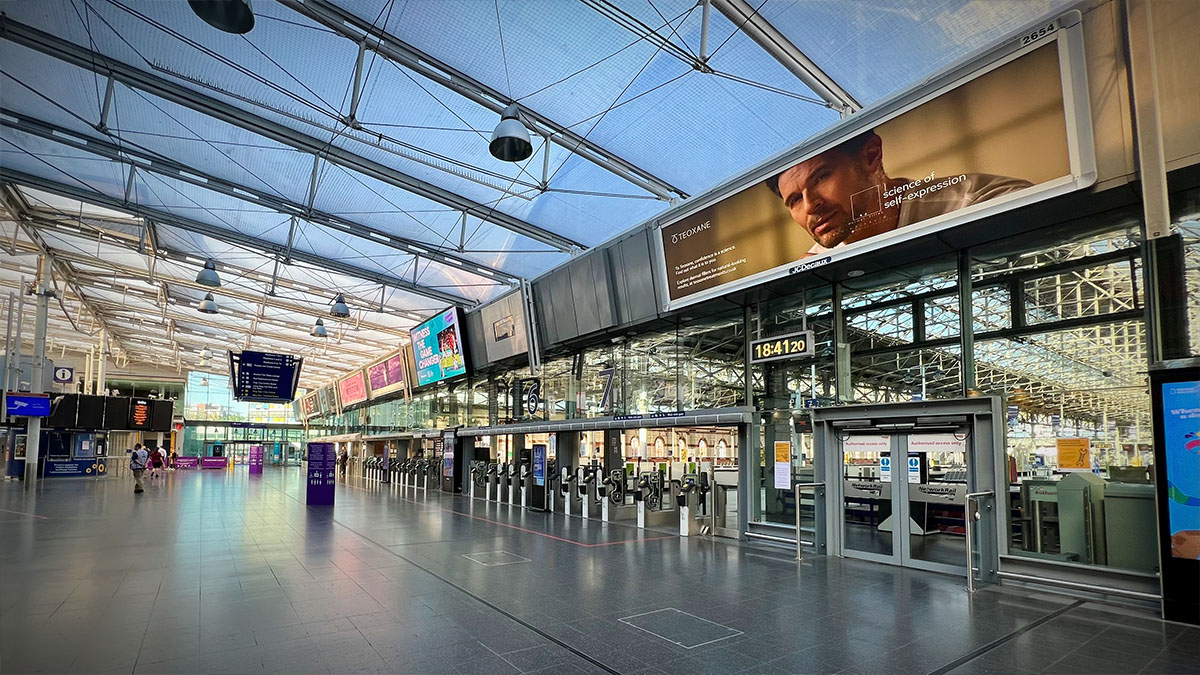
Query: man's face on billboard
[[777, 139, 882, 248]]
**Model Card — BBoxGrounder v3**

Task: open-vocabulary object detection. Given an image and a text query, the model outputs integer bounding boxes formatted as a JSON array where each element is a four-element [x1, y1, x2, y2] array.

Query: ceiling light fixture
[[330, 293, 350, 318], [200, 347, 212, 360], [311, 318, 328, 338], [188, 0, 255, 34], [489, 104, 533, 162], [197, 292, 219, 315], [195, 259, 221, 287]]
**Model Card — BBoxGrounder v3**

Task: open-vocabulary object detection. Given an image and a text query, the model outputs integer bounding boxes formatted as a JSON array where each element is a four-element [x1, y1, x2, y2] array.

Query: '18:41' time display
[[749, 330, 815, 364]]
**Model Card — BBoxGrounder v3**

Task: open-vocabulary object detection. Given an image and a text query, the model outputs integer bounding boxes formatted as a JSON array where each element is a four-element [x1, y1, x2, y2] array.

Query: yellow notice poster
[[1056, 438, 1091, 471], [773, 441, 791, 489]]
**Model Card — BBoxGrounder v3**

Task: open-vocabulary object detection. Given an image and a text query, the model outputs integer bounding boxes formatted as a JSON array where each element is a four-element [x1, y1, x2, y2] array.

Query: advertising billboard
[[656, 23, 1093, 310], [478, 289, 529, 366], [365, 350, 408, 399], [410, 307, 468, 388], [337, 370, 369, 408], [300, 391, 320, 419], [1161, 380, 1200, 560]]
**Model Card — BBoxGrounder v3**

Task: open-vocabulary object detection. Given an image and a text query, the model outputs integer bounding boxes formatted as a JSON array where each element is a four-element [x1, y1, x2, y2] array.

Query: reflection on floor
[[843, 524, 966, 567], [1, 467, 1196, 674]]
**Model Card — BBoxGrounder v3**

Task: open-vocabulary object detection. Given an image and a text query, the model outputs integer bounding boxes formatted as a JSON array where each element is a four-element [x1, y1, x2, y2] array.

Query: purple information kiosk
[[306, 442, 335, 506], [249, 445, 263, 474]]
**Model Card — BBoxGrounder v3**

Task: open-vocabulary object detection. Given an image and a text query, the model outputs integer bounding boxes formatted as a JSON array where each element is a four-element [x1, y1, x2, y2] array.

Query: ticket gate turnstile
[[677, 473, 702, 536]]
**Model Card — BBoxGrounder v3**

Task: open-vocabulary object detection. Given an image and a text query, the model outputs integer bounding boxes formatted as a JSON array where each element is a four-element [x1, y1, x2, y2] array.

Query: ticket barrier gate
[[485, 463, 500, 501], [469, 461, 486, 500], [545, 461, 559, 512], [560, 467, 578, 516], [635, 471, 678, 530], [676, 474, 703, 536], [520, 464, 532, 508], [424, 459, 439, 491], [365, 457, 382, 481], [505, 463, 519, 504], [601, 468, 637, 523], [578, 466, 602, 519]]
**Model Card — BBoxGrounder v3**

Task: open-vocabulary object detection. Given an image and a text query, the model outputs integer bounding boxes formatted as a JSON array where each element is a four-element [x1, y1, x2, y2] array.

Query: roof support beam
[[0, 109, 519, 285], [710, 0, 861, 115], [0, 16, 581, 252], [280, 0, 686, 202], [1, 167, 473, 308], [6, 230, 417, 339]]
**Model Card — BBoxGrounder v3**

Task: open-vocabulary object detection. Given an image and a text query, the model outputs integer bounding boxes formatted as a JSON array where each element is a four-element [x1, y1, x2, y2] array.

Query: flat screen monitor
[[365, 351, 407, 399], [76, 395, 105, 429], [338, 370, 369, 408], [150, 400, 173, 432], [104, 396, 129, 431], [128, 398, 152, 431], [410, 307, 469, 388], [47, 394, 77, 428], [229, 350, 302, 403]]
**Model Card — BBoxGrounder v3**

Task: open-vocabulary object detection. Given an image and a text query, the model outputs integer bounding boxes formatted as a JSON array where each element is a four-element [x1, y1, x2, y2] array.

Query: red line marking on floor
[[0, 507, 49, 520]]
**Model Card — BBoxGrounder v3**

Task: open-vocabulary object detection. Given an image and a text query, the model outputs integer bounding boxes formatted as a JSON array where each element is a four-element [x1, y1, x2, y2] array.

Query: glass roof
[[0, 0, 1074, 382]]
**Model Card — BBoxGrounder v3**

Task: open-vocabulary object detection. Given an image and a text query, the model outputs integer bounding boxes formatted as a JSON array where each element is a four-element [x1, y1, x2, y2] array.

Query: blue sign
[[410, 308, 467, 387], [1051, 414, 1062, 433], [53, 367, 74, 384], [306, 442, 336, 506], [1007, 405, 1019, 426], [45, 459, 107, 477], [532, 444, 546, 487], [1161, 380, 1199, 560], [803, 398, 821, 409], [6, 393, 50, 417]]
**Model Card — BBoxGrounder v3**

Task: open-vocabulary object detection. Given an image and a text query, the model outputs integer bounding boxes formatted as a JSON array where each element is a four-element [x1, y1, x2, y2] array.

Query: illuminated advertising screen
[[128, 398, 151, 430], [300, 392, 320, 418], [316, 386, 330, 414], [365, 351, 407, 398], [338, 370, 369, 408], [657, 27, 1094, 309], [410, 307, 468, 388], [1162, 380, 1200, 560]]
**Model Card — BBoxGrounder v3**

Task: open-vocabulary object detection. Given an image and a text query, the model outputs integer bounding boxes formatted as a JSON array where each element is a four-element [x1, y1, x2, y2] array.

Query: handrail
[[964, 490, 995, 592], [793, 482, 825, 561]]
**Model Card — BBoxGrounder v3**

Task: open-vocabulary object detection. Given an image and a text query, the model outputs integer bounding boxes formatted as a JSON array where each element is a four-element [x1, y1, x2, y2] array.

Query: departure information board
[[128, 398, 152, 430], [229, 350, 302, 403]]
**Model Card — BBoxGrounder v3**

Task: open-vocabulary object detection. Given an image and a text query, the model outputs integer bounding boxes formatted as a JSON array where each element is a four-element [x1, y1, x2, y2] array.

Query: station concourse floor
[[1, 467, 1197, 675]]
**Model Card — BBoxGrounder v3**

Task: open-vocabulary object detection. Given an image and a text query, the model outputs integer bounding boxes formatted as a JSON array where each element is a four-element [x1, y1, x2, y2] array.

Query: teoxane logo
[[670, 220, 711, 244]]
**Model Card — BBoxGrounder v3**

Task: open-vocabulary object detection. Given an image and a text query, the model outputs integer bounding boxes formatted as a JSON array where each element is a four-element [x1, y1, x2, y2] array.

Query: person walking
[[130, 444, 149, 493], [169, 449, 178, 471], [149, 446, 165, 479]]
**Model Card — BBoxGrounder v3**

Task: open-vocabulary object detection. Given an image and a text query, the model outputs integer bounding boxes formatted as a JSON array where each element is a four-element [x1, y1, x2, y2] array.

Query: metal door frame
[[813, 397, 1001, 586]]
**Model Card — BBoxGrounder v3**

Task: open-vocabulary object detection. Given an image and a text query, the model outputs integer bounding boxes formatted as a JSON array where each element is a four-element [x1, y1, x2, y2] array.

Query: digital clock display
[[749, 330, 815, 364]]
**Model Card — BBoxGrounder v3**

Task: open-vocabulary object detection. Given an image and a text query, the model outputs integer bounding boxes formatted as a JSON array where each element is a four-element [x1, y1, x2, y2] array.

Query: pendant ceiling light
[[197, 292, 218, 315], [311, 318, 328, 338], [195, 259, 221, 288], [489, 104, 533, 162], [200, 347, 212, 360], [330, 293, 350, 318], [188, 0, 255, 34]]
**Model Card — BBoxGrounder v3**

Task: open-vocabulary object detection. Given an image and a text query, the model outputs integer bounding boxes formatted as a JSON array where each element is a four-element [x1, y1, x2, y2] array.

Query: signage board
[[655, 25, 1094, 310], [5, 392, 50, 417], [300, 392, 320, 418], [128, 398, 152, 430], [477, 289, 529, 366], [249, 445, 264, 474], [773, 441, 791, 489], [365, 351, 407, 399], [174, 456, 199, 469], [52, 367, 74, 384], [199, 457, 227, 469], [532, 444, 546, 487], [749, 330, 815, 365], [306, 442, 336, 506], [337, 370, 369, 408], [1056, 438, 1091, 471], [410, 307, 468, 387], [1160, 380, 1199, 560], [519, 379, 542, 418], [45, 459, 106, 477], [229, 350, 303, 403]]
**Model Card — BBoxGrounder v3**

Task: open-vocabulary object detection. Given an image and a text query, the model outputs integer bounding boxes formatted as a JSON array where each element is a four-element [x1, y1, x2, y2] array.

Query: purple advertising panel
[[175, 456, 199, 469], [307, 442, 336, 506], [249, 445, 264, 474], [200, 457, 227, 469]]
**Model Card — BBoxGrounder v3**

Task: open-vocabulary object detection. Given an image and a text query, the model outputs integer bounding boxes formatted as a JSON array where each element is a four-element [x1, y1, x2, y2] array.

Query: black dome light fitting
[[188, 0, 255, 34]]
